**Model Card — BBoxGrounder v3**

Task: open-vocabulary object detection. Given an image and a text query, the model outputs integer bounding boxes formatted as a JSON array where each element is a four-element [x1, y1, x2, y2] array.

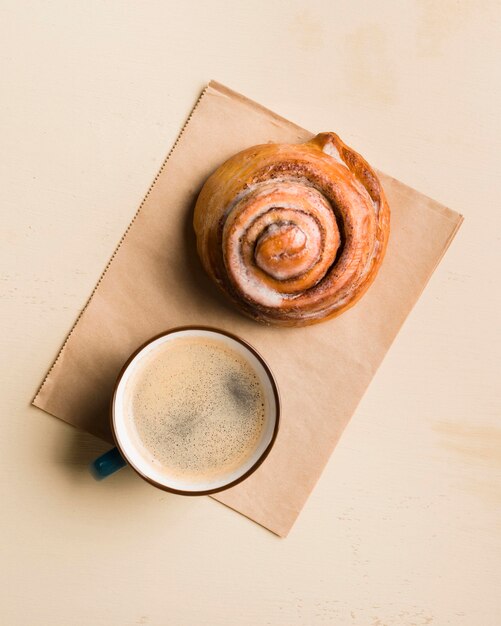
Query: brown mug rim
[[110, 325, 281, 496]]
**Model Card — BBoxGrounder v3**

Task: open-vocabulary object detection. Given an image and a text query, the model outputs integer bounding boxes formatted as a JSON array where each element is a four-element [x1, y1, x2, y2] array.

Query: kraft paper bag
[[33, 81, 463, 537]]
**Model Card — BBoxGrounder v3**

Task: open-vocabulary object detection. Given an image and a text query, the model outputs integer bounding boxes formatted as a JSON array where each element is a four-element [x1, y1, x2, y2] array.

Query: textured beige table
[[1, 2, 500, 624]]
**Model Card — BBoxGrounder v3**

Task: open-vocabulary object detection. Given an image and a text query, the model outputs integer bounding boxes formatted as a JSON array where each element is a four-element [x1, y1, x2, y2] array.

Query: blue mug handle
[[91, 447, 127, 480]]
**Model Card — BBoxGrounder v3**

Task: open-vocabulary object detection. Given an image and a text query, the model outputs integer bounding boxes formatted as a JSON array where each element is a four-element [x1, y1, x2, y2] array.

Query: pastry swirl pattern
[[194, 132, 390, 326]]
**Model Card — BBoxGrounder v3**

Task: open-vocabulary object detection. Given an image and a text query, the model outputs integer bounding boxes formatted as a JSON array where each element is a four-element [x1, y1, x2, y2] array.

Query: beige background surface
[[1, 1, 500, 624]]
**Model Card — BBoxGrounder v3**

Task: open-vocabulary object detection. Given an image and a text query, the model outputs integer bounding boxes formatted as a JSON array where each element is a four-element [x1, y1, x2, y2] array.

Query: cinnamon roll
[[193, 132, 390, 326]]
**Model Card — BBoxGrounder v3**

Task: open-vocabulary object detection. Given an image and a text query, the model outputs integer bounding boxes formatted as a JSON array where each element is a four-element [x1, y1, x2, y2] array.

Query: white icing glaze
[[322, 141, 346, 166]]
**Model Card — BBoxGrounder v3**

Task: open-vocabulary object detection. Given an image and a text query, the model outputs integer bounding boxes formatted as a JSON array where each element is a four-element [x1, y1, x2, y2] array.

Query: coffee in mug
[[125, 336, 267, 485], [103, 327, 280, 494]]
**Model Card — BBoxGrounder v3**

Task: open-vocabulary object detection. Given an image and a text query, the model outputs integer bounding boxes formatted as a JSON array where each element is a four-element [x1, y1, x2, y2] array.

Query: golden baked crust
[[193, 132, 390, 327]]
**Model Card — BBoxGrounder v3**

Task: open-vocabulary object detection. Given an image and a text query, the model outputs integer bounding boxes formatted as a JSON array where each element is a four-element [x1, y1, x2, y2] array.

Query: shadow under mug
[[91, 326, 280, 496]]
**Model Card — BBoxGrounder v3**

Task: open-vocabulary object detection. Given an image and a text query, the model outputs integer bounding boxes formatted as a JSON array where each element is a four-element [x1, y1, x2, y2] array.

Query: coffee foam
[[123, 336, 266, 484]]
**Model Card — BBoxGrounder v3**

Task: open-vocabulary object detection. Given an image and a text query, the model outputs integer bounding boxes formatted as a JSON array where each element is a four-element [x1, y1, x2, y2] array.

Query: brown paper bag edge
[[32, 82, 217, 412]]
